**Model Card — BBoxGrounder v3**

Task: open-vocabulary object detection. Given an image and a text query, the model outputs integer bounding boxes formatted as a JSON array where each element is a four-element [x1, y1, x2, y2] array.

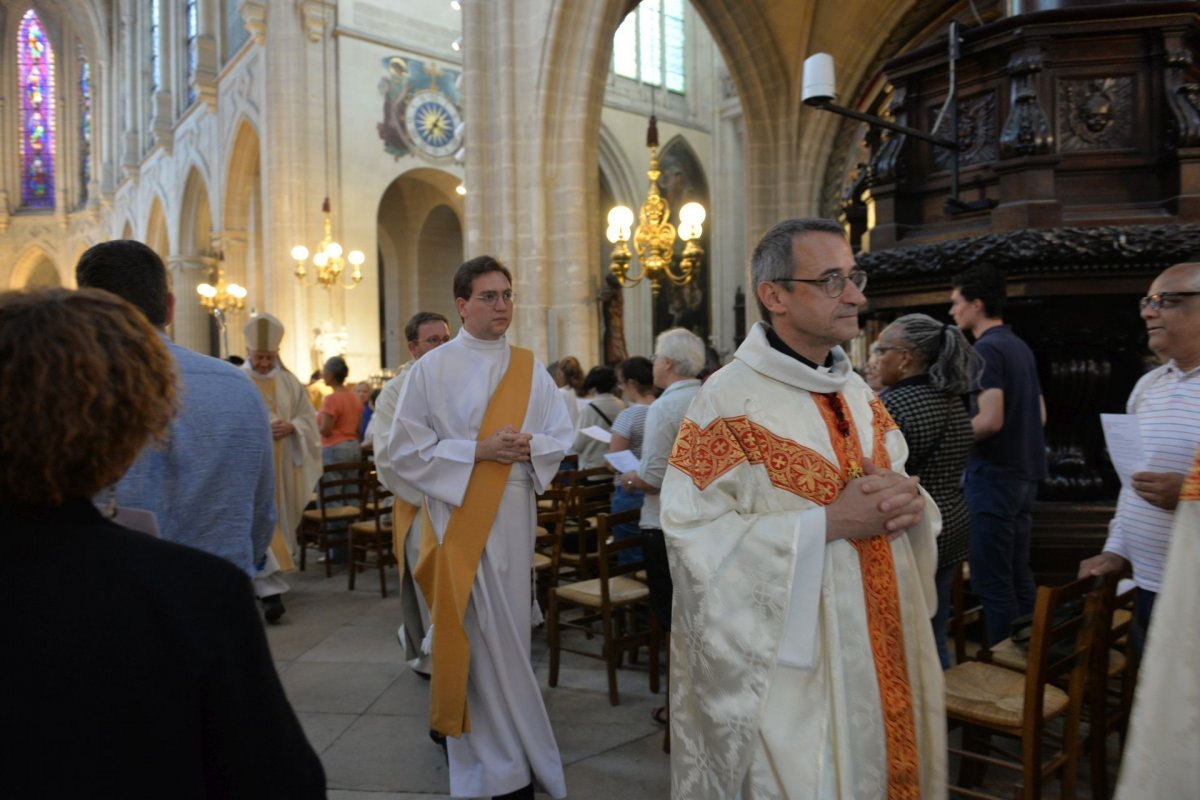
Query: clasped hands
[[269, 420, 294, 440], [826, 458, 925, 543], [476, 424, 532, 464]]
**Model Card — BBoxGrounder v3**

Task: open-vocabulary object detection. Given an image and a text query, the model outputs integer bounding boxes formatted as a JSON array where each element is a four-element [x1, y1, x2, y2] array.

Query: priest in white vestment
[[243, 313, 323, 622], [373, 311, 453, 675], [384, 257, 572, 800], [660, 219, 946, 799], [1115, 444, 1200, 799]]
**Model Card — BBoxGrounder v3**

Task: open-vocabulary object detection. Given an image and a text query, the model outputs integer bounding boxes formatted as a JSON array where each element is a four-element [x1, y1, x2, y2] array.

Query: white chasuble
[[1115, 446, 1200, 799], [246, 366, 322, 573], [384, 329, 572, 800], [660, 322, 945, 800]]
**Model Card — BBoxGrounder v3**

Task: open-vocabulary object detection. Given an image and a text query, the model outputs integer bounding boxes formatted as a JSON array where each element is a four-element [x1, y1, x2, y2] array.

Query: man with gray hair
[[660, 219, 945, 798], [618, 327, 705, 641]]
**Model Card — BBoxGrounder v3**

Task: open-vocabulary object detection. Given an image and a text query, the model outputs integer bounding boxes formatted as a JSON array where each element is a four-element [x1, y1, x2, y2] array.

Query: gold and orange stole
[[670, 393, 920, 799], [413, 347, 534, 738]]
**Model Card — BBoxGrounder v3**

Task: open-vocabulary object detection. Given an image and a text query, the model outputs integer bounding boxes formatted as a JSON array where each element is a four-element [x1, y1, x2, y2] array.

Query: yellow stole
[[413, 346, 534, 737]]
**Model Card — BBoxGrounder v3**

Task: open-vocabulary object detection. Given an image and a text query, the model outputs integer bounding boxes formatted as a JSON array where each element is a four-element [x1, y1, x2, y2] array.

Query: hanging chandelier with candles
[[291, 197, 365, 290], [196, 267, 247, 313], [606, 115, 705, 297], [291, 11, 364, 291]]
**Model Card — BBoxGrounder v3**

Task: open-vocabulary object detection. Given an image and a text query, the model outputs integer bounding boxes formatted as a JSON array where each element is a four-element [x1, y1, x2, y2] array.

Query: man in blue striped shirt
[[1079, 262, 1200, 646], [77, 241, 277, 580]]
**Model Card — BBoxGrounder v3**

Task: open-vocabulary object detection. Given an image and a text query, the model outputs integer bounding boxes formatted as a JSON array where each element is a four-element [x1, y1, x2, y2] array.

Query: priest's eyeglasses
[[775, 269, 868, 298], [1139, 291, 1200, 311], [473, 290, 516, 306]]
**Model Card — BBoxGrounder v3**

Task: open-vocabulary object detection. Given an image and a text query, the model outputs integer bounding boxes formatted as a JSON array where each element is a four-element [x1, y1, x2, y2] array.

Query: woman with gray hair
[[873, 312, 981, 668]]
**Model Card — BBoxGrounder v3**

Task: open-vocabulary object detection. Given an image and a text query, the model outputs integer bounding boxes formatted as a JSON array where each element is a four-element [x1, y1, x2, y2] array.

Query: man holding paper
[[384, 256, 572, 800], [660, 219, 944, 798], [1080, 262, 1200, 644]]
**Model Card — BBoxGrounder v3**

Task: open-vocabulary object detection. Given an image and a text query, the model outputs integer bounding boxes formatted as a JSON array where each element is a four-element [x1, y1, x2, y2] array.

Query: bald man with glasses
[[1079, 262, 1200, 648]]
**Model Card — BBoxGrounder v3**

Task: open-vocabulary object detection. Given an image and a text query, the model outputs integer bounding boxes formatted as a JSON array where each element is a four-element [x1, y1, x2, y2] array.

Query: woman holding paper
[[570, 366, 626, 470], [608, 357, 657, 563]]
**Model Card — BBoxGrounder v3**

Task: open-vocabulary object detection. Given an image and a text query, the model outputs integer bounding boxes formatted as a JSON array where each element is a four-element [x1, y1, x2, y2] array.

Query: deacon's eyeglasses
[[420, 335, 453, 346], [775, 269, 868, 298], [1139, 291, 1200, 311], [473, 290, 516, 306], [869, 344, 907, 356]]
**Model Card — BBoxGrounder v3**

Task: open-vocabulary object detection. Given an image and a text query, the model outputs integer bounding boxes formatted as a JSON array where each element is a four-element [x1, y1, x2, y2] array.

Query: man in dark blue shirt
[[951, 265, 1048, 645]]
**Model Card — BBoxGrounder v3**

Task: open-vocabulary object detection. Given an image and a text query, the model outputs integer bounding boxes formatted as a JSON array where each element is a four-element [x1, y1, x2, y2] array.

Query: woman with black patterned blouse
[[874, 313, 981, 669]]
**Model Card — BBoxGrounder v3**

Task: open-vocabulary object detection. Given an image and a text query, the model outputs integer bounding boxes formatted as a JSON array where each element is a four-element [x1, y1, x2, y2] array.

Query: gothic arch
[[222, 119, 263, 317], [179, 166, 214, 256], [8, 245, 60, 288], [145, 195, 170, 260], [597, 122, 639, 210]]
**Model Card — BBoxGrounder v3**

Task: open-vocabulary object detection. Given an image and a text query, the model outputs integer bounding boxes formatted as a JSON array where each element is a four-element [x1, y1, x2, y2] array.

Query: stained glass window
[[225, 0, 250, 61], [186, 0, 198, 104], [19, 10, 55, 209], [611, 1, 686, 94], [149, 0, 161, 97], [79, 41, 92, 203]]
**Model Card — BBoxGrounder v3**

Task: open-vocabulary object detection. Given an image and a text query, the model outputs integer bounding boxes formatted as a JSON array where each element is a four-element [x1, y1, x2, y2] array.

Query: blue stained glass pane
[[640, 0, 663, 87], [18, 10, 55, 208], [79, 41, 92, 200], [613, 12, 638, 79], [664, 11, 685, 93], [149, 0, 161, 95]]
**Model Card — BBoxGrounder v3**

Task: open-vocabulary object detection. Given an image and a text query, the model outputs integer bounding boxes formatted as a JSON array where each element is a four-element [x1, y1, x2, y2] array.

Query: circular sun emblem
[[404, 89, 463, 159]]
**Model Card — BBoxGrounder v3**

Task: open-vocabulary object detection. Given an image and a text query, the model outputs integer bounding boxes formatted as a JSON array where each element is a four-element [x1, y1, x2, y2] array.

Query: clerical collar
[[765, 326, 833, 371]]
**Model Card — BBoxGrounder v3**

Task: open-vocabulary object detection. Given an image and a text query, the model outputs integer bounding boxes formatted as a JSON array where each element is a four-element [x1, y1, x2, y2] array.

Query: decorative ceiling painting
[[377, 57, 464, 161]]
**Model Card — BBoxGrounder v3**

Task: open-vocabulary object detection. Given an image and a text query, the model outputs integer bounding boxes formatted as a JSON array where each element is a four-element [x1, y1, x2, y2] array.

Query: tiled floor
[[267, 566, 671, 799]]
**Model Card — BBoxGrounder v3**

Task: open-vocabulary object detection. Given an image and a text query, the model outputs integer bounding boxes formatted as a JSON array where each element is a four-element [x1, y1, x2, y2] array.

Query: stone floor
[[268, 566, 1123, 800], [267, 566, 671, 799]]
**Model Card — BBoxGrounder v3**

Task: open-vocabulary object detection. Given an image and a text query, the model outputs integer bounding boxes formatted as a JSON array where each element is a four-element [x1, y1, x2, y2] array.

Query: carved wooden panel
[[929, 91, 998, 171], [1056, 76, 1134, 152]]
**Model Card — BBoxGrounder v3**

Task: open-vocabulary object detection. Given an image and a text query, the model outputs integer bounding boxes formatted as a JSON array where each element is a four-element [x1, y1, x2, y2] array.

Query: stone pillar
[[258, 0, 321, 371], [167, 256, 214, 354], [463, 0, 619, 363], [220, 230, 250, 355]]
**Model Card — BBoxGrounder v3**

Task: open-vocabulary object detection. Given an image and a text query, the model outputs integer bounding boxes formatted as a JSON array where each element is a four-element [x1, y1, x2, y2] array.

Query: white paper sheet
[[580, 425, 612, 443], [603, 450, 640, 473], [1101, 413, 1147, 488]]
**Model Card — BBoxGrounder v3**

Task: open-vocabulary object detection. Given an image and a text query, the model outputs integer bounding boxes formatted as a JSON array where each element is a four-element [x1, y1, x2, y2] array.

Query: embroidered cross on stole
[[413, 346, 535, 738]]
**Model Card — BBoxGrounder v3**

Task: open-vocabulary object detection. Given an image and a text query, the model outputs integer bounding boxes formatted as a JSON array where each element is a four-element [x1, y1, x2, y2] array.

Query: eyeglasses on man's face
[[473, 290, 515, 306], [775, 269, 868, 298], [421, 334, 452, 346], [1139, 291, 1200, 312], [869, 343, 907, 356]]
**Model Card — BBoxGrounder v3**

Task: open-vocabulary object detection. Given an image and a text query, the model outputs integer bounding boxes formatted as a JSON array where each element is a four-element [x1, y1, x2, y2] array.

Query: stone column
[[167, 256, 214, 354]]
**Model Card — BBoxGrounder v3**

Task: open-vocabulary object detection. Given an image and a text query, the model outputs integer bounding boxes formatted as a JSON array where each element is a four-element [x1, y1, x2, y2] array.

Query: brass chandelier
[[291, 11, 363, 291], [606, 115, 705, 297], [196, 267, 247, 313]]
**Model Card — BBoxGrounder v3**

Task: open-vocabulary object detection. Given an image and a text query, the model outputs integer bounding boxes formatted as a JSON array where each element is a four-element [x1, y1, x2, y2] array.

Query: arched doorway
[[9, 249, 60, 289], [376, 169, 464, 369], [178, 168, 217, 354], [223, 120, 264, 357]]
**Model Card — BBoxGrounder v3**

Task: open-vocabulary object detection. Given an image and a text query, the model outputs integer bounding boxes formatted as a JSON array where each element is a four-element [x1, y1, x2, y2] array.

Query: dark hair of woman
[[0, 288, 177, 510]]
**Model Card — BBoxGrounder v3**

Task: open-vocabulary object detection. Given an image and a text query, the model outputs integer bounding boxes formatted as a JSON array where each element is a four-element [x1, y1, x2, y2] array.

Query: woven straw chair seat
[[555, 577, 649, 607], [989, 637, 1126, 676], [302, 505, 360, 520], [945, 661, 1069, 730]]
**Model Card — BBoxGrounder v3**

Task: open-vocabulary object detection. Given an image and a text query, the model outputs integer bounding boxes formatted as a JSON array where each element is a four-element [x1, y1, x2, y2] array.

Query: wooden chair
[[534, 492, 567, 613], [547, 508, 660, 705], [558, 472, 613, 581], [949, 561, 987, 665], [298, 460, 366, 577], [945, 576, 1105, 799], [1085, 579, 1139, 800], [347, 476, 394, 597]]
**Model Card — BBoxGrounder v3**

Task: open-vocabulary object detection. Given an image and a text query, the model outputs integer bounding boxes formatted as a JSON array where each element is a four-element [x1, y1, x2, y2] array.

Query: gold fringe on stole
[[412, 347, 535, 737]]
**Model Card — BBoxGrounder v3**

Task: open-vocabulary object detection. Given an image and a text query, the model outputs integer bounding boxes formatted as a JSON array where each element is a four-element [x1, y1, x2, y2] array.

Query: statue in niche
[[599, 272, 628, 366], [310, 320, 349, 374]]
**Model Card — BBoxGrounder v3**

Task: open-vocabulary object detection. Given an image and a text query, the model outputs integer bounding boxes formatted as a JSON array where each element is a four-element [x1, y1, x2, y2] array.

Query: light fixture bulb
[[325, 241, 343, 259], [607, 205, 634, 229], [348, 250, 365, 266], [452, 36, 463, 52], [229, 284, 247, 299], [291, 245, 309, 261], [606, 225, 624, 244], [313, 252, 329, 268], [679, 202, 706, 227], [450, 0, 461, 9], [455, 183, 467, 196], [197, 283, 216, 298]]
